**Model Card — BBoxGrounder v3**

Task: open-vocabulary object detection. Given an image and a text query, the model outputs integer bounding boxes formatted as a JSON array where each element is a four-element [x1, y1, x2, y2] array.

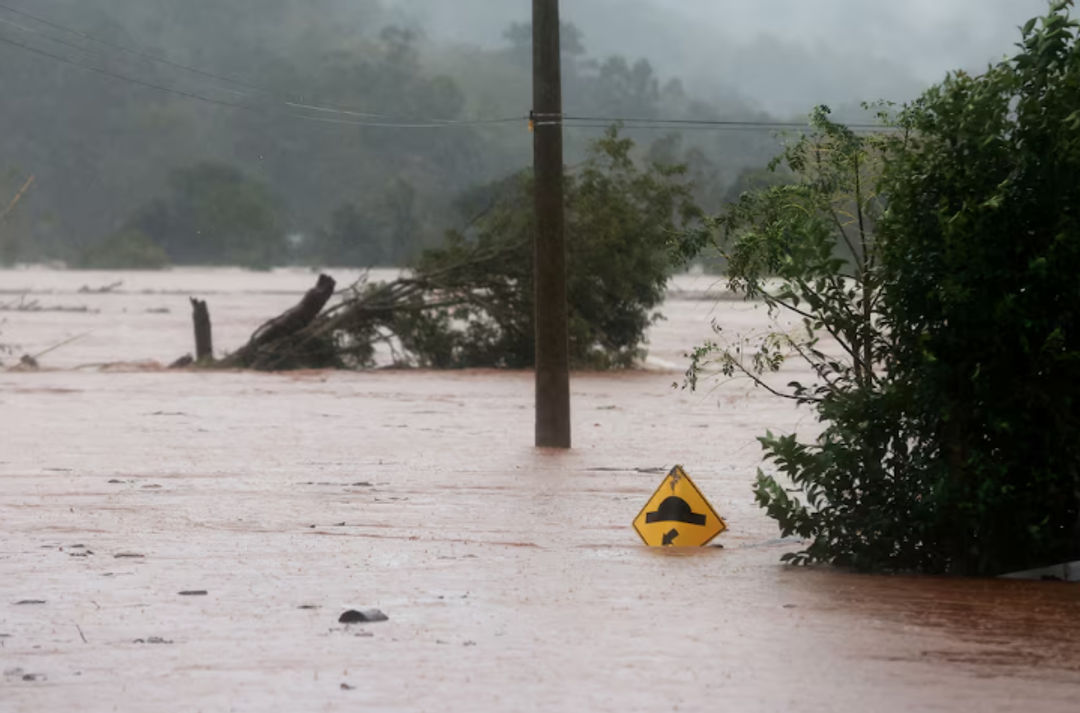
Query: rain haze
[[389, 0, 1050, 113], [3, 2, 1080, 711], [0, 0, 1055, 258]]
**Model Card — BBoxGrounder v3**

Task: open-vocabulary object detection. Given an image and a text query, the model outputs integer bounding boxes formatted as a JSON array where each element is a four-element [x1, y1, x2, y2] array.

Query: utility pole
[[532, 0, 571, 448]]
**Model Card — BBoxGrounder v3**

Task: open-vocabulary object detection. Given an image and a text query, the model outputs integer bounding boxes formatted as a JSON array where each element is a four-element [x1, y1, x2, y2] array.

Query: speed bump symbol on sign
[[633, 465, 727, 547]]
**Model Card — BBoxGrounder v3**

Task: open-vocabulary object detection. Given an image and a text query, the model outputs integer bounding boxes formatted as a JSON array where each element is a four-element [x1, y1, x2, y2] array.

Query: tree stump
[[190, 298, 213, 362]]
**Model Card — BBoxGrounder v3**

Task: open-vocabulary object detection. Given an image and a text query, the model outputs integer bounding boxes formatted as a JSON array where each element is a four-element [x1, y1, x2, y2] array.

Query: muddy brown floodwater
[[1, 268, 1078, 711]]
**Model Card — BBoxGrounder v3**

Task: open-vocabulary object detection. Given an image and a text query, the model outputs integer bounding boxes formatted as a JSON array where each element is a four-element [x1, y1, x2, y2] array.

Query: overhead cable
[[0, 3, 894, 135], [0, 30, 525, 129], [0, 2, 488, 125], [532, 113, 894, 132], [0, 2, 267, 96], [0, 31, 252, 113]]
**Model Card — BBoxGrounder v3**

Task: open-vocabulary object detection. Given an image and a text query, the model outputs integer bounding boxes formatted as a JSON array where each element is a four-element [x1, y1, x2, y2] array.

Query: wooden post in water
[[190, 298, 213, 362], [532, 0, 571, 448]]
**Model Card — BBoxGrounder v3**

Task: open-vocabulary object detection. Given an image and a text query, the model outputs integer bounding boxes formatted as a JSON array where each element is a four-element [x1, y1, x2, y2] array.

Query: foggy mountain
[[0, 0, 1056, 268], [388, 0, 1049, 114]]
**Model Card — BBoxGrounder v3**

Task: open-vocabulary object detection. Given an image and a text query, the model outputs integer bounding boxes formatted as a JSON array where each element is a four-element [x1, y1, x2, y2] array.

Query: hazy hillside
[[0, 0, 1047, 267]]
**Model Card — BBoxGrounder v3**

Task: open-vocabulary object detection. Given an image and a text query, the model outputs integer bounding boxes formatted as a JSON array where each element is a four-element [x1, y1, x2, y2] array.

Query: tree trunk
[[222, 274, 337, 368]]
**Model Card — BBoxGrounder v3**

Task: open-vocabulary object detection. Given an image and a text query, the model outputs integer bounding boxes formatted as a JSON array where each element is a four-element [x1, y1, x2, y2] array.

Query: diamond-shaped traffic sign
[[632, 465, 726, 547]]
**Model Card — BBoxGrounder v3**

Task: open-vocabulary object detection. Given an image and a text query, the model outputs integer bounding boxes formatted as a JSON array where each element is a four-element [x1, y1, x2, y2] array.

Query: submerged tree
[[216, 129, 701, 371], [395, 128, 701, 369]]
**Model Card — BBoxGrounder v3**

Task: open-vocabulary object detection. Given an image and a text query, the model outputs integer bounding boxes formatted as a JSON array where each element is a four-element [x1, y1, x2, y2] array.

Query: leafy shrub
[[684, 108, 908, 569], [874, 1, 1080, 573], [692, 3, 1080, 575]]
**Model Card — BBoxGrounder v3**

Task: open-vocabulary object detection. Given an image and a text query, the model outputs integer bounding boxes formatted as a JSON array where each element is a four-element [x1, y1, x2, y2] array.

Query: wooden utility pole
[[532, 0, 571, 448]]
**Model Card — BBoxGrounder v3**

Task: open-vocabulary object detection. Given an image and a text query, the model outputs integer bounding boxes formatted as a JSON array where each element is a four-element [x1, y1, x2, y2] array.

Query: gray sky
[[389, 0, 1052, 114]]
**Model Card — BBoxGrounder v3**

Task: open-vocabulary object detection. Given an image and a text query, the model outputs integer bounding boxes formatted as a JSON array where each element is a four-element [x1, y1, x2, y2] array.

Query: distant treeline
[[0, 0, 786, 268]]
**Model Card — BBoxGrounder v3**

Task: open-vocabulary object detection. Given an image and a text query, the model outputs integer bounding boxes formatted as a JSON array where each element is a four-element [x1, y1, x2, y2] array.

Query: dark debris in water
[[5, 666, 46, 682], [338, 608, 388, 624]]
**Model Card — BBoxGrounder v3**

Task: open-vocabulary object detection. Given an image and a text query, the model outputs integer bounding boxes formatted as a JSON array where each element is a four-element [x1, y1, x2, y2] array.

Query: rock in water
[[338, 608, 388, 624]]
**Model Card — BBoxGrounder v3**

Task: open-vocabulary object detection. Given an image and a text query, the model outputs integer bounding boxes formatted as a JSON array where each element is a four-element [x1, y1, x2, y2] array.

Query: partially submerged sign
[[633, 465, 727, 547]]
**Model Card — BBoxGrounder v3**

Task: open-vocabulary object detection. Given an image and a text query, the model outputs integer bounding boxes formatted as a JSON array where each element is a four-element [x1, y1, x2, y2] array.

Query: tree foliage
[[129, 162, 284, 268], [874, 0, 1080, 573], [690, 2, 1080, 575], [0, 1, 778, 265], [312, 178, 420, 267], [684, 107, 899, 569]]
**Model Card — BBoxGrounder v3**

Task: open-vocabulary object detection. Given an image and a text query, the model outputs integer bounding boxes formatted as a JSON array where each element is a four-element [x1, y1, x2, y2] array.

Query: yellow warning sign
[[632, 465, 727, 547]]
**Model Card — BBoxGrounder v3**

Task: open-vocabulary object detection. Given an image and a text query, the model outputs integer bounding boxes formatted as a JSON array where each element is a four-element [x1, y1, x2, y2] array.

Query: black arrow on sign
[[662, 528, 679, 546]]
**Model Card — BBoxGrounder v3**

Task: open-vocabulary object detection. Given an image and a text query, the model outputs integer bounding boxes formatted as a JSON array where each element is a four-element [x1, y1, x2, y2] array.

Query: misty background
[[0, 0, 1050, 267], [397, 0, 1047, 114]]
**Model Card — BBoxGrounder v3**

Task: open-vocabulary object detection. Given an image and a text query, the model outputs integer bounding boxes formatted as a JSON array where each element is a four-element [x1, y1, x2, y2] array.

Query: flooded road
[[1, 268, 1078, 711]]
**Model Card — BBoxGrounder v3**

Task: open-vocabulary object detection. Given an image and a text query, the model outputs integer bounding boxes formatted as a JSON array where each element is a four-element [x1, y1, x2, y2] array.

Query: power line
[[533, 113, 894, 132], [0, 14, 248, 104], [0, 2, 265, 96], [537, 113, 809, 128], [0, 30, 526, 130], [0, 3, 894, 136], [555, 122, 895, 134], [0, 31, 254, 113], [296, 113, 524, 129], [0, 2, 498, 125]]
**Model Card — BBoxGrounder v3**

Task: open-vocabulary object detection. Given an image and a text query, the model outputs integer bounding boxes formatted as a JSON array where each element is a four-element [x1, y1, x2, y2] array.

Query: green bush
[[875, 1, 1080, 573], [684, 107, 907, 570], [701, 2, 1080, 575]]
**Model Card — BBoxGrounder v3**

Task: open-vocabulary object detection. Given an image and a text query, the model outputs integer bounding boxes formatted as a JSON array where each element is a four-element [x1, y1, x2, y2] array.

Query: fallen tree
[[177, 129, 702, 371]]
